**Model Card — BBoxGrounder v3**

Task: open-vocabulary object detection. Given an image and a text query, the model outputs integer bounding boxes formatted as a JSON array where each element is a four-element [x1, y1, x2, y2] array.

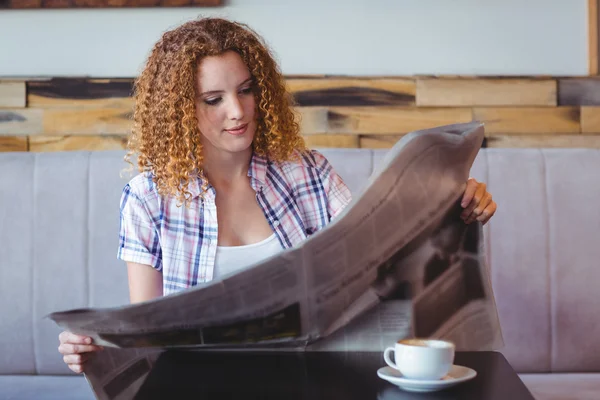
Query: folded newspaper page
[[48, 121, 503, 400]]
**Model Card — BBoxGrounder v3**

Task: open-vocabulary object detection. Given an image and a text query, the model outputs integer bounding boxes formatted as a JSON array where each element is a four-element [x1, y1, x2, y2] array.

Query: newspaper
[[48, 121, 503, 400]]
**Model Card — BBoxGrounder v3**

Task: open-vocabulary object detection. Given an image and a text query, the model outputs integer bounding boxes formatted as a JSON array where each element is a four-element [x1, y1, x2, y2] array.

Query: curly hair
[[125, 17, 305, 204]]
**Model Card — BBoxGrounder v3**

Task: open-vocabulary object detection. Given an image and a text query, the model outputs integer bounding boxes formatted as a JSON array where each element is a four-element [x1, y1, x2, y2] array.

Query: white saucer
[[376, 365, 477, 393]]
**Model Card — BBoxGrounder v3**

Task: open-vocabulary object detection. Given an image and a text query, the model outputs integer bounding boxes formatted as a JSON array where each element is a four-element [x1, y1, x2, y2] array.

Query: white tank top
[[213, 234, 283, 279]]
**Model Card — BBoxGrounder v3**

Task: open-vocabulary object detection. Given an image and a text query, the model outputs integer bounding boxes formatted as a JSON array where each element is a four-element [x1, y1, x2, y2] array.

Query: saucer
[[376, 365, 477, 393]]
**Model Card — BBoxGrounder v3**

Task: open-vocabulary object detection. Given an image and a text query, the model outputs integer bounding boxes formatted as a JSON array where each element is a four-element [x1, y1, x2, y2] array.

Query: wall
[[0, 0, 589, 77], [3, 76, 600, 153]]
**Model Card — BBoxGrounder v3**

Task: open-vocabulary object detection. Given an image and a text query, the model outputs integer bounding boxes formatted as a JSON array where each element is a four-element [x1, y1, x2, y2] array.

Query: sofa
[[0, 148, 599, 400]]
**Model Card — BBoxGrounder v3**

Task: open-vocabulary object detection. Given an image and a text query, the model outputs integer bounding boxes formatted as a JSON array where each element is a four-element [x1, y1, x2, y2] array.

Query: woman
[[58, 17, 497, 373]]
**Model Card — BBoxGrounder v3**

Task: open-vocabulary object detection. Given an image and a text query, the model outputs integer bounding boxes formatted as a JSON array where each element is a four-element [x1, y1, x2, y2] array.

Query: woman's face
[[195, 51, 257, 158]]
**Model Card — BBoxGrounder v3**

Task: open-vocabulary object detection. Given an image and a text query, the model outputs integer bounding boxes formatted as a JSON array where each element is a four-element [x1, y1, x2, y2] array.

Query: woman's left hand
[[460, 178, 497, 225]]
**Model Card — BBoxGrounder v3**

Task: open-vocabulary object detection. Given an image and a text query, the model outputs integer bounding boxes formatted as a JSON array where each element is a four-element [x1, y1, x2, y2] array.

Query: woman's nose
[[227, 96, 244, 120]]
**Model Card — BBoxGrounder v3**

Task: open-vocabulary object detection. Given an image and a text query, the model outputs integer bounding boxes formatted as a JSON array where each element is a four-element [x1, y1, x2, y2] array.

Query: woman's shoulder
[[122, 171, 159, 201], [275, 148, 333, 175]]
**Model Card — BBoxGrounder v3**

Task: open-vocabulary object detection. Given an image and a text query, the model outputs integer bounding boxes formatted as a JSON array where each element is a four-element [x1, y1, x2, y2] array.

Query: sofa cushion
[[0, 153, 35, 375], [317, 148, 375, 195], [542, 150, 600, 373], [0, 375, 94, 400], [471, 149, 600, 373], [0, 152, 133, 375], [520, 373, 600, 400]]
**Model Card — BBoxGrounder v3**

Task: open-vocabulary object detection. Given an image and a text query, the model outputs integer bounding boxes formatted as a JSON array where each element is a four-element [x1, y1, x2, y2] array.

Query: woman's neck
[[201, 147, 253, 188]]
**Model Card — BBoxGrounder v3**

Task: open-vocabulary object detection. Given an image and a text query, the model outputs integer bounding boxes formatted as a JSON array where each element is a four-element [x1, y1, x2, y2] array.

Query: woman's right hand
[[58, 331, 104, 373]]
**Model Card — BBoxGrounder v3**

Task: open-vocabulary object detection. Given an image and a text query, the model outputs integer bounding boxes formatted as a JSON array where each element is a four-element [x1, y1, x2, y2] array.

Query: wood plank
[[0, 76, 50, 83], [0, 109, 43, 135], [473, 107, 580, 134], [16, 105, 469, 137], [30, 95, 133, 110], [581, 106, 600, 133], [302, 134, 359, 148], [359, 135, 404, 149], [28, 78, 135, 109], [0, 136, 28, 152], [485, 135, 600, 148], [43, 108, 132, 135], [417, 78, 556, 106], [415, 74, 557, 80], [590, 0, 599, 75], [558, 78, 600, 105], [297, 107, 472, 135], [286, 78, 415, 106], [29, 135, 128, 152], [0, 82, 26, 108], [2, 0, 222, 8]]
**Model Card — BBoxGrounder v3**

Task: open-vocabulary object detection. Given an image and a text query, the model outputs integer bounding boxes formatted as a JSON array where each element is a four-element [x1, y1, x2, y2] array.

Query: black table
[[133, 351, 534, 400]]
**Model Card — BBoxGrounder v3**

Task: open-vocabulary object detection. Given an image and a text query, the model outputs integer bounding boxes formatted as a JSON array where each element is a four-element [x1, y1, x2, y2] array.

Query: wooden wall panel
[[359, 135, 404, 149], [486, 135, 600, 148], [29, 135, 128, 152], [0, 136, 28, 152], [2, 0, 222, 8], [558, 78, 600, 105], [0, 109, 43, 134], [589, 0, 599, 75], [302, 134, 359, 148], [287, 78, 416, 106], [473, 107, 580, 134], [28, 79, 134, 109], [417, 79, 556, 106], [43, 108, 132, 135], [298, 107, 472, 135], [581, 106, 600, 133], [0, 77, 599, 152], [0, 82, 26, 108]]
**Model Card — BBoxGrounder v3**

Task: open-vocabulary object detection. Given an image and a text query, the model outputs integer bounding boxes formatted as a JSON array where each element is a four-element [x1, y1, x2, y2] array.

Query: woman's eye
[[239, 87, 253, 95], [204, 97, 222, 106]]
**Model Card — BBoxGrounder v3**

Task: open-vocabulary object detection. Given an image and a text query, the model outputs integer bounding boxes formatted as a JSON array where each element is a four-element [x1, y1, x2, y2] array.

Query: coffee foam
[[398, 338, 454, 349]]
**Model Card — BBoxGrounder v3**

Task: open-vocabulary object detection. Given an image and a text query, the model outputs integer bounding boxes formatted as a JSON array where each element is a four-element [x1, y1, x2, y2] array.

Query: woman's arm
[[126, 262, 163, 303], [308, 149, 352, 218]]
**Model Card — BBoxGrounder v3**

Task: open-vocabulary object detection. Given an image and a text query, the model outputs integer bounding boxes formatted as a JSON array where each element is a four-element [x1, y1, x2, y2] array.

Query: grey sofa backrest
[[470, 149, 600, 374], [1, 151, 132, 375], [1, 148, 599, 375]]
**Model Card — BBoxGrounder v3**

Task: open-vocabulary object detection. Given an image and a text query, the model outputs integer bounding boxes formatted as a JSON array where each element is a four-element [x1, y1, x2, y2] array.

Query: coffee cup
[[383, 338, 455, 380]]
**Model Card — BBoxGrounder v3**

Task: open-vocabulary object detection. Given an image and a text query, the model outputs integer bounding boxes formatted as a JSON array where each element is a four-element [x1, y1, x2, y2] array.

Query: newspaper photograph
[[82, 347, 161, 400], [47, 121, 504, 400]]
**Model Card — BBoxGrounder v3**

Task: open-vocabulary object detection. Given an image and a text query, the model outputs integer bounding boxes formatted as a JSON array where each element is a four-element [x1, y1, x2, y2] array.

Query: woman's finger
[[477, 201, 497, 224], [59, 331, 92, 345], [461, 183, 486, 220], [461, 178, 479, 208], [471, 193, 493, 223], [63, 353, 92, 365], [68, 363, 84, 374], [466, 192, 492, 224], [58, 343, 102, 355]]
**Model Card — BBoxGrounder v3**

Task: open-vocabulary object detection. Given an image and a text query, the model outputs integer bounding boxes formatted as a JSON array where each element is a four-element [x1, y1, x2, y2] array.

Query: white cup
[[383, 338, 455, 380]]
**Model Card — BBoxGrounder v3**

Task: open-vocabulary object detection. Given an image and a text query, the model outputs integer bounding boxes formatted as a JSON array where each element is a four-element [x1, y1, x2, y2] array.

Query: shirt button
[[273, 220, 280, 227]]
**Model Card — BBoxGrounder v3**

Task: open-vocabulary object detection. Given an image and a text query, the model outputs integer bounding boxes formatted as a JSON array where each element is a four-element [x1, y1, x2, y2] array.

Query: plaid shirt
[[117, 150, 352, 295]]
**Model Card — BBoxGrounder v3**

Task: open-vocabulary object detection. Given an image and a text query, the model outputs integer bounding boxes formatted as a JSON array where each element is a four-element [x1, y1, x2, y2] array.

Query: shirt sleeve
[[117, 183, 163, 271], [310, 149, 352, 219]]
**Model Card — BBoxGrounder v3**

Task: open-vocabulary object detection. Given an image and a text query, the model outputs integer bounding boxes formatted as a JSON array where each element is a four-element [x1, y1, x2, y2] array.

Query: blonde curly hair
[[125, 17, 305, 203]]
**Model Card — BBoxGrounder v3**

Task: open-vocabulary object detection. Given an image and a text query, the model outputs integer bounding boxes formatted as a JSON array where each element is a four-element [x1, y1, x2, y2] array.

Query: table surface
[[133, 351, 535, 400]]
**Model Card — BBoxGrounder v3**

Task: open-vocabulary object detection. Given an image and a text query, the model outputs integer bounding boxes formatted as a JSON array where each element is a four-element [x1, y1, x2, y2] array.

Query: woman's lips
[[225, 123, 248, 136]]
